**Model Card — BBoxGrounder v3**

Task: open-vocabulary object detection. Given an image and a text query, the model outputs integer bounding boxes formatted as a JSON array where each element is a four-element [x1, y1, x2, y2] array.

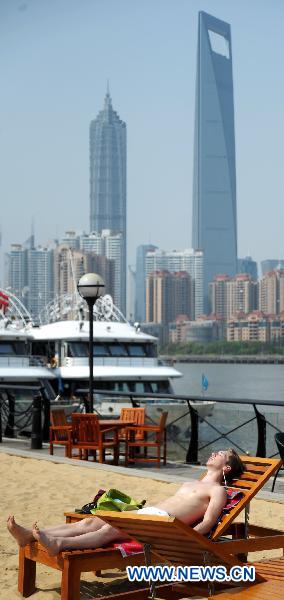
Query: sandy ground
[[1, 453, 284, 600]]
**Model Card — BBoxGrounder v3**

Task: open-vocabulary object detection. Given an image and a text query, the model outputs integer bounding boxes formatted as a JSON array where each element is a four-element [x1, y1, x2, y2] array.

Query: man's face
[[206, 450, 230, 470]]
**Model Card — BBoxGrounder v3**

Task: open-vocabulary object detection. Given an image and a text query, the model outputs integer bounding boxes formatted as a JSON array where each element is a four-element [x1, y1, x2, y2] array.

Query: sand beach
[[1, 452, 284, 600]]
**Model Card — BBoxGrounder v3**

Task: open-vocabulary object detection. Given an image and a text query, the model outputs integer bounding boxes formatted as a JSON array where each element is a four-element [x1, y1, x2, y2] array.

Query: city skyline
[[1, 1, 284, 283]]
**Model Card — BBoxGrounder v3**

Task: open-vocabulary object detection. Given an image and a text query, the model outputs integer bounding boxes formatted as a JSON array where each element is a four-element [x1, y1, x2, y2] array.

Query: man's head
[[206, 448, 245, 482]]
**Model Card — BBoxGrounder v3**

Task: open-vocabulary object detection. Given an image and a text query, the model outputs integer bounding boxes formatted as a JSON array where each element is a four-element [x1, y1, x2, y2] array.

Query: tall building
[[6, 244, 54, 319], [5, 244, 27, 298], [54, 245, 87, 297], [238, 256, 258, 281], [135, 244, 158, 323], [192, 11, 237, 310], [145, 248, 203, 319], [27, 248, 54, 318], [89, 88, 127, 313], [209, 273, 257, 319], [55, 233, 116, 303], [145, 270, 192, 344], [261, 259, 284, 275], [259, 269, 284, 315]]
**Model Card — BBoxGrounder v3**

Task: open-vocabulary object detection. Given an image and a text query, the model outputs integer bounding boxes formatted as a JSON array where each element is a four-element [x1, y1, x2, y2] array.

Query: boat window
[[114, 381, 129, 391], [127, 344, 146, 357], [145, 344, 157, 357], [68, 342, 88, 357], [157, 381, 171, 393], [31, 341, 55, 357], [135, 382, 145, 394], [108, 343, 128, 356], [93, 343, 109, 357], [0, 342, 15, 355]]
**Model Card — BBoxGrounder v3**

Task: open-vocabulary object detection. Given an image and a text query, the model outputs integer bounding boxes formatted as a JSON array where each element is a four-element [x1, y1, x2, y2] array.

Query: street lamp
[[77, 273, 105, 412]]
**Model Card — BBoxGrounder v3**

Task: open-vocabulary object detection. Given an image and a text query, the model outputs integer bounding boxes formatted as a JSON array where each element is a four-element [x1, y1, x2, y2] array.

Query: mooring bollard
[[31, 393, 42, 450], [186, 402, 199, 464], [40, 387, 50, 443], [4, 392, 15, 438], [0, 397, 2, 443]]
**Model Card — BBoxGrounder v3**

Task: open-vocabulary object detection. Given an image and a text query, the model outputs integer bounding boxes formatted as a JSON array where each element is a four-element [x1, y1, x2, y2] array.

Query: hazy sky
[[1, 0, 284, 278]]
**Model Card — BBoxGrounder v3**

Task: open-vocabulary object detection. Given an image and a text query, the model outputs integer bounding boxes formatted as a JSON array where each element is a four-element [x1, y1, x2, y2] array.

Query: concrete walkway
[[1, 436, 283, 502]]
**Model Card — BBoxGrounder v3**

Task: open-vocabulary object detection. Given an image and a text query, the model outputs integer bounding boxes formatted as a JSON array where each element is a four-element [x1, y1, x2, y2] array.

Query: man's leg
[[7, 515, 107, 546], [42, 516, 106, 538], [33, 522, 127, 556]]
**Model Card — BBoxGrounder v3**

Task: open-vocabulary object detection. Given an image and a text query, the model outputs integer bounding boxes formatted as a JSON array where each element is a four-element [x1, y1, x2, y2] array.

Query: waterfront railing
[[0, 387, 283, 464]]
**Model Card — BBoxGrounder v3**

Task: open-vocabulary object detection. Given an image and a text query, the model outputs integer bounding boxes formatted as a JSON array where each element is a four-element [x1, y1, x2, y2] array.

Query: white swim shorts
[[137, 506, 169, 517]]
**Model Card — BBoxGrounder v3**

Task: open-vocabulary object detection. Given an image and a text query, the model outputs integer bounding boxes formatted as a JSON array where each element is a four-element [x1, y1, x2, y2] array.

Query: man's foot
[[32, 523, 61, 556], [7, 515, 35, 547]]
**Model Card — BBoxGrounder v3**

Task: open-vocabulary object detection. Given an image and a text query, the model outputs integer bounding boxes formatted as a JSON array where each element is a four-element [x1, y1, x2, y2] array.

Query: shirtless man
[[7, 448, 244, 556]]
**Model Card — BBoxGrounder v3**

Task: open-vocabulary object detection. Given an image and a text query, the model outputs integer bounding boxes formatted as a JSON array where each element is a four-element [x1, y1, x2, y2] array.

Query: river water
[[173, 361, 284, 402], [167, 362, 284, 461]]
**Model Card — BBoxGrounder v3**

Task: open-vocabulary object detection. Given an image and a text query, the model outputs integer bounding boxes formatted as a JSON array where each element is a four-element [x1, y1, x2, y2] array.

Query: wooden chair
[[95, 510, 284, 600], [119, 407, 145, 461], [125, 411, 168, 468], [49, 409, 72, 457], [17, 456, 281, 600], [70, 413, 119, 465]]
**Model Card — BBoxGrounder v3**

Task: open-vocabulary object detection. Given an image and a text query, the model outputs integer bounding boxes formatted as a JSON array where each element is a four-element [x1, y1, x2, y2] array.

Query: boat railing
[[0, 355, 48, 368], [61, 356, 157, 367]]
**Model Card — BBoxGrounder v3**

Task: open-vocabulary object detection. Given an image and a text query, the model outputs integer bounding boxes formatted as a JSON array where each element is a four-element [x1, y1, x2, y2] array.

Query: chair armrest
[[50, 425, 72, 430], [100, 427, 119, 442], [217, 534, 284, 553], [125, 425, 159, 432]]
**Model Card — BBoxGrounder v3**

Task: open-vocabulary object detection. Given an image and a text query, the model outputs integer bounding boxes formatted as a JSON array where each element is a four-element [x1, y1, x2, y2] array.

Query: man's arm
[[194, 487, 227, 535]]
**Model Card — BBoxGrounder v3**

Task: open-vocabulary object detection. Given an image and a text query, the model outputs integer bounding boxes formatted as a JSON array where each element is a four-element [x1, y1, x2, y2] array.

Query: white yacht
[[0, 291, 215, 426], [0, 292, 56, 435], [31, 293, 215, 421]]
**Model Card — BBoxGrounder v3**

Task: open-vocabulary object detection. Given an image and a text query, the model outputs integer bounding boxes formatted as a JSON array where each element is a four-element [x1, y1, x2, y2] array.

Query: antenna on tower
[[31, 217, 35, 249]]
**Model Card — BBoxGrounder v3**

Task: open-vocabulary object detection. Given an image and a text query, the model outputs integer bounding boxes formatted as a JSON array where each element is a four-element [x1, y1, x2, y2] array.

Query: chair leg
[[18, 547, 36, 597], [114, 443, 119, 465], [61, 557, 81, 600], [164, 431, 167, 465]]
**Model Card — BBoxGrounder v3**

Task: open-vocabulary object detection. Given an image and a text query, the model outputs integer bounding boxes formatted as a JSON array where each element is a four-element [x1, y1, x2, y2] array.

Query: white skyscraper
[[80, 230, 123, 310]]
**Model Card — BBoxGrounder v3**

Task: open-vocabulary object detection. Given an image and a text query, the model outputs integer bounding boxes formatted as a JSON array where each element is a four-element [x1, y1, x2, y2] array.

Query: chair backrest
[[275, 432, 284, 460], [50, 408, 68, 427], [71, 413, 100, 444], [210, 455, 281, 540], [158, 411, 168, 431], [119, 407, 145, 440], [50, 409, 69, 441]]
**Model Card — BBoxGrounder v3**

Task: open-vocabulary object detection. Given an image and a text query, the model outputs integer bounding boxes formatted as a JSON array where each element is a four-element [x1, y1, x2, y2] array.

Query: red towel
[[113, 540, 143, 557]]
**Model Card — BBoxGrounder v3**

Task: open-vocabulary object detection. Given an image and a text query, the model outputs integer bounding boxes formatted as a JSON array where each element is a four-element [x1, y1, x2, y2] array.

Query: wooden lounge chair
[[17, 456, 281, 600], [94, 510, 284, 599]]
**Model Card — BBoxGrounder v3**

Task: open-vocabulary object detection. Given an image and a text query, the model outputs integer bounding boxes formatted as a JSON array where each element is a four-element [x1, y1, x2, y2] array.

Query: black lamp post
[[77, 273, 105, 412]]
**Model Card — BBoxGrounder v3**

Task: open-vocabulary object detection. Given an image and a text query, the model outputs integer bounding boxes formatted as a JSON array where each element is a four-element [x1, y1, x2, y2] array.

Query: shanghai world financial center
[[192, 12, 237, 311]]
